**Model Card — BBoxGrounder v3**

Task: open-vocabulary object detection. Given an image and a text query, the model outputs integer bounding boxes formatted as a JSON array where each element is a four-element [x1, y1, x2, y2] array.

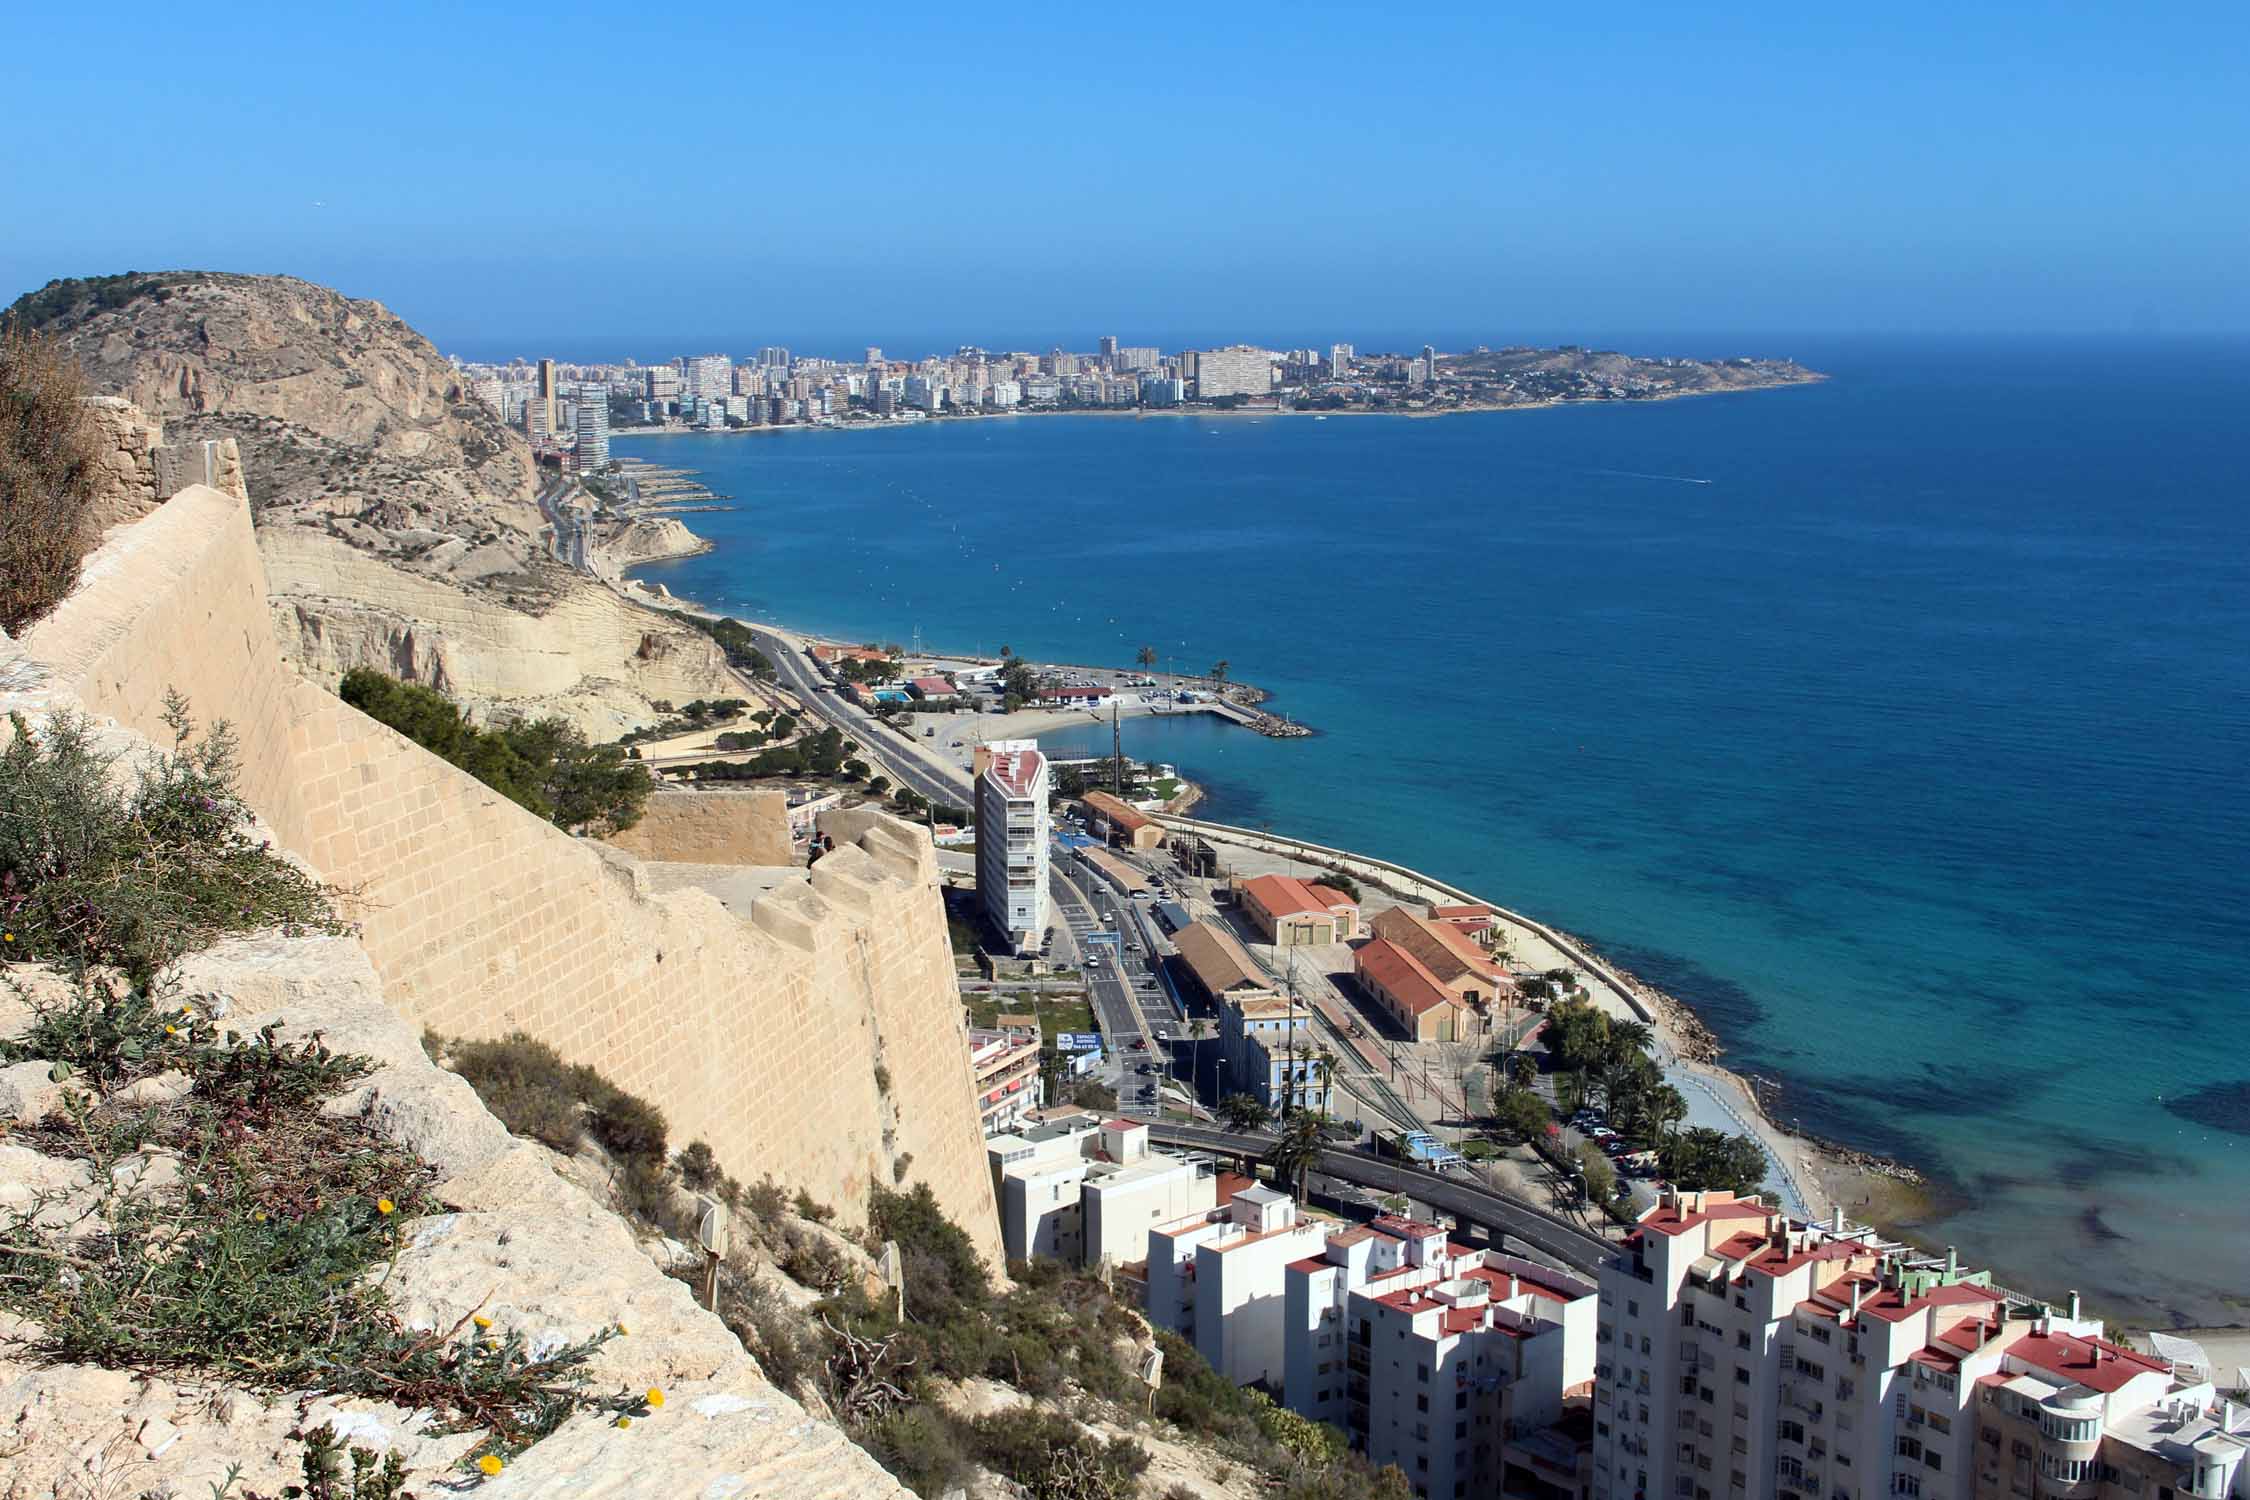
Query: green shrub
[[853, 1405, 975, 1497], [0, 696, 346, 980], [966, 1408, 1149, 1500], [0, 984, 647, 1464], [338, 668, 649, 834]]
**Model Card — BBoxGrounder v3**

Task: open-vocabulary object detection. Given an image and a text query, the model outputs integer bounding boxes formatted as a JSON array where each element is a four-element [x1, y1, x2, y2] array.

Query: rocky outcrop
[[597, 515, 712, 567], [11, 272, 720, 734]]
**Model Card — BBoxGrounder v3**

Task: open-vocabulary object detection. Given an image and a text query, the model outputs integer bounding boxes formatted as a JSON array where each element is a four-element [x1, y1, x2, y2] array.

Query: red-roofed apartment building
[[1592, 1190, 2236, 1500], [1283, 1217, 1598, 1500], [1237, 872, 1361, 945]]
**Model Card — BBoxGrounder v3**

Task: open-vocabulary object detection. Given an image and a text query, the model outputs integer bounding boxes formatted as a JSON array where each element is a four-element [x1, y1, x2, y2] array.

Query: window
[[1736, 1369, 1751, 1385], [1418, 1395, 1429, 1413], [1456, 1421, 1468, 1439], [1926, 1453, 1942, 1473], [1456, 1392, 1468, 1410], [1418, 1364, 1431, 1383], [1779, 1420, 1806, 1445], [1629, 1301, 1641, 1318]]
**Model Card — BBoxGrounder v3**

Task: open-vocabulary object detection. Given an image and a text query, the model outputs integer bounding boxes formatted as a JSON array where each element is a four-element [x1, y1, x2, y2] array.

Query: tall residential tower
[[974, 740, 1050, 953]]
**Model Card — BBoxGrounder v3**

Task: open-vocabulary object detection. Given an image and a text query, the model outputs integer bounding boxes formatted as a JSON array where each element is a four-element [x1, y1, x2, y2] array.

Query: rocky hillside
[[9, 272, 732, 734]]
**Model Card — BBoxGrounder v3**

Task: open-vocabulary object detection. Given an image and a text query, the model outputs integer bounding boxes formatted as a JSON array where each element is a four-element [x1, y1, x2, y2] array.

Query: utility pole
[[1111, 700, 1125, 798]]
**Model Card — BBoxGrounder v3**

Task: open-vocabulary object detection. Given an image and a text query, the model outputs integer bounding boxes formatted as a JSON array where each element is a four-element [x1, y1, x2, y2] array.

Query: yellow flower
[[3, 933, 14, 943], [614, 1415, 632, 1429], [164, 1025, 178, 1035], [645, 1388, 665, 1409], [615, 1322, 630, 1336], [376, 1198, 396, 1216], [253, 1210, 268, 1223], [473, 1314, 492, 1330], [476, 1454, 504, 1475]]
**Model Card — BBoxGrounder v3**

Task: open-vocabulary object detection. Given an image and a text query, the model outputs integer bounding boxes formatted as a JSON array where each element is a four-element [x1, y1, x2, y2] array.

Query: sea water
[[618, 336, 2250, 1322]]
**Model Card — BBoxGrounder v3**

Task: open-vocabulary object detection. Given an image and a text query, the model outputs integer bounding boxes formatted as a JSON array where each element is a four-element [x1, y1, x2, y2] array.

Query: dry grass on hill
[[0, 321, 98, 634]]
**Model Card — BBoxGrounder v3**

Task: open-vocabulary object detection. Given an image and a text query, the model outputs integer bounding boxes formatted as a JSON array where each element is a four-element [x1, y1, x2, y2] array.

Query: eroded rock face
[[13, 272, 728, 734]]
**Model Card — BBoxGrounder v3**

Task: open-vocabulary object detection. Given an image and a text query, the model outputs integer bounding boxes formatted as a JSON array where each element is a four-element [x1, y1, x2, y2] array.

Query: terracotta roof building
[[1080, 789, 1163, 850], [1236, 873, 1359, 945]]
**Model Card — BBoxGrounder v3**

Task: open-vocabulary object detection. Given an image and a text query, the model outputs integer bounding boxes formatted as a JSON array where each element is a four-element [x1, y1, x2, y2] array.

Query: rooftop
[[982, 748, 1044, 798], [1355, 937, 1458, 1016], [1239, 873, 1356, 919], [1080, 789, 1152, 831], [1174, 920, 1273, 998], [2007, 1330, 2172, 1394]]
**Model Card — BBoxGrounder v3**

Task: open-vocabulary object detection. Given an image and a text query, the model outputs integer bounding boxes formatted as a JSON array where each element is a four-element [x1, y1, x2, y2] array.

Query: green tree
[[1658, 1128, 1769, 1195], [1216, 1093, 1271, 1132], [1508, 1052, 1539, 1090], [1488, 1085, 1552, 1145], [1267, 1110, 1326, 1202], [1209, 659, 1229, 683], [1135, 645, 1157, 671], [1544, 998, 1611, 1074], [338, 669, 648, 834], [1578, 1144, 1615, 1207]]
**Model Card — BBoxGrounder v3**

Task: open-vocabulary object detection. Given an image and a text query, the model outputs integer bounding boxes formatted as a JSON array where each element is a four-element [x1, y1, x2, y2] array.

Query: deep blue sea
[[618, 338, 2250, 1322]]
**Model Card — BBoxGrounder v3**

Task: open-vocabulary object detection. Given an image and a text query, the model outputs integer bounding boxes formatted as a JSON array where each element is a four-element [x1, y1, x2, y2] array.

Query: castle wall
[[15, 485, 999, 1260], [600, 788, 796, 867]]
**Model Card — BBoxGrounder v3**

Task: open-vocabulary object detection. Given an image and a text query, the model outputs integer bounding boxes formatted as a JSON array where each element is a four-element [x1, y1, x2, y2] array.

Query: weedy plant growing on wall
[[0, 692, 349, 981]]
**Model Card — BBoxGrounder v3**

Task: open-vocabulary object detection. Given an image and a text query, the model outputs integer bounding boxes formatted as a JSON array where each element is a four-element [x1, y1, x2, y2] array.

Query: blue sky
[[5, 1, 2246, 353]]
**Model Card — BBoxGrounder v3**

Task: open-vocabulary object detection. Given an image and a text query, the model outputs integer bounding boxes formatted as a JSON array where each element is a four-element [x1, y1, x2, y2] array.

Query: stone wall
[[602, 788, 797, 866], [13, 485, 1001, 1263], [76, 395, 246, 535]]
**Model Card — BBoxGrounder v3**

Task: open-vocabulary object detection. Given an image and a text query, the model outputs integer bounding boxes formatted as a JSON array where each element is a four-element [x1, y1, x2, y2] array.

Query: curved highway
[[744, 624, 973, 809], [1140, 1120, 1617, 1274]]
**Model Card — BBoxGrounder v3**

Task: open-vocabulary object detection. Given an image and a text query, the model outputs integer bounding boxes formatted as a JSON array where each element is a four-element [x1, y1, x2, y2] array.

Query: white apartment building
[[1114, 345, 1161, 372], [1331, 343, 1356, 373], [987, 1116, 1218, 1269], [1280, 1213, 1598, 1500], [1972, 1330, 2247, 1500], [1195, 345, 1277, 400], [573, 396, 609, 472], [974, 741, 1049, 953], [1148, 1185, 1332, 1388], [1587, 1190, 2234, 1500], [684, 353, 732, 401]]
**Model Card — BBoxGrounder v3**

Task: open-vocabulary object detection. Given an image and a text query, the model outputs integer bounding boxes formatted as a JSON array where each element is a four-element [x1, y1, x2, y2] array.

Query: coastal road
[[1050, 860, 1180, 1114], [1141, 1122, 1616, 1275], [744, 623, 972, 809]]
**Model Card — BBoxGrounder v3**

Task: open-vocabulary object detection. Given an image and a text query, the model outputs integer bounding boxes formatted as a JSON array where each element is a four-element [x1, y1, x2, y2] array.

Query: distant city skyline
[[8, 4, 2248, 340]]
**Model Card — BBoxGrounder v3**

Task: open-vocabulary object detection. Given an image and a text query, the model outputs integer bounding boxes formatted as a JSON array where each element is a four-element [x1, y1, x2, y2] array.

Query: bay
[[618, 336, 2250, 1321]]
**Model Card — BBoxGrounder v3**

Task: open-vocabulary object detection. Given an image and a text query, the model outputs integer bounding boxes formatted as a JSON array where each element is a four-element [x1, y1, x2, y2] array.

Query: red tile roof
[[2005, 1331, 2169, 1393], [1081, 790, 1151, 831], [984, 748, 1044, 797], [1639, 1197, 1773, 1238], [1355, 937, 1458, 1017], [1241, 874, 1357, 922]]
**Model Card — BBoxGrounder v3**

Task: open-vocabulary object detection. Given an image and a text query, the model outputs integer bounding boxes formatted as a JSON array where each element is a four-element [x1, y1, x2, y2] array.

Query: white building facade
[[974, 741, 1049, 952]]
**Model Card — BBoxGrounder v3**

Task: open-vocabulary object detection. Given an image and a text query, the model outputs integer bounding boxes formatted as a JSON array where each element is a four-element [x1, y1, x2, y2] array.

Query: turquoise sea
[[617, 338, 2250, 1324]]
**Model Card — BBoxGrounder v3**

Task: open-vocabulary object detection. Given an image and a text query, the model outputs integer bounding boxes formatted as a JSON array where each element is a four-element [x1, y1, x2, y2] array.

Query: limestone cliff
[[9, 272, 731, 734]]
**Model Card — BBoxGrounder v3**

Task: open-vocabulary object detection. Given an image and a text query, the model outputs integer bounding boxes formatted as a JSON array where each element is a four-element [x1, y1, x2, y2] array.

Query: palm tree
[[1209, 659, 1230, 684], [1217, 1092, 1272, 1132], [1136, 645, 1157, 672], [1268, 1111, 1326, 1202], [1188, 1016, 1217, 1101], [1606, 1018, 1654, 1062]]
